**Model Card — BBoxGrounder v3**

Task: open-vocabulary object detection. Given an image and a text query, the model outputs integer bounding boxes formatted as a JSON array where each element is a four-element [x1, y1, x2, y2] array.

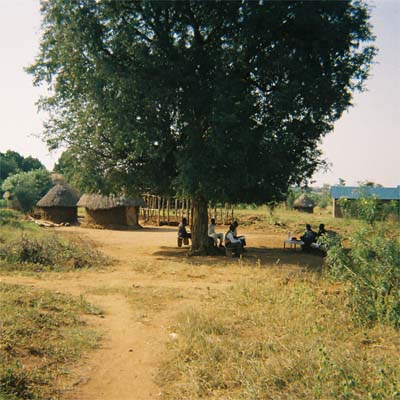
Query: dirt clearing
[[0, 225, 322, 399]]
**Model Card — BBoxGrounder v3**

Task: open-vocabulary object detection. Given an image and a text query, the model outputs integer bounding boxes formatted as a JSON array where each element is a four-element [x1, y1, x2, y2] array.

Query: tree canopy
[[0, 151, 45, 189], [29, 0, 375, 250], [2, 169, 52, 212]]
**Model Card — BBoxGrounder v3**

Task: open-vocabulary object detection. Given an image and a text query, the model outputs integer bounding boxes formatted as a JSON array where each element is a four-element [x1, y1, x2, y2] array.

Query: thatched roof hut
[[78, 193, 145, 227], [293, 194, 315, 213], [36, 184, 79, 223]]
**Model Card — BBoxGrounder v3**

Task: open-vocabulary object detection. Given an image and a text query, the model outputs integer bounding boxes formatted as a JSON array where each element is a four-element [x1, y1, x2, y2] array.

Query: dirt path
[[69, 294, 163, 400], [0, 225, 320, 399]]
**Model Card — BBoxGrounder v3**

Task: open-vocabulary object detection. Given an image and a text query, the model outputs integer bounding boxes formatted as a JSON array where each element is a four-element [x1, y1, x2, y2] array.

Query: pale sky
[[0, 0, 399, 187]]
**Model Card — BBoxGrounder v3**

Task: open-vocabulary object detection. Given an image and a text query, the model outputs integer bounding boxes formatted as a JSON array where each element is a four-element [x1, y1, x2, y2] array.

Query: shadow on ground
[[152, 246, 324, 271]]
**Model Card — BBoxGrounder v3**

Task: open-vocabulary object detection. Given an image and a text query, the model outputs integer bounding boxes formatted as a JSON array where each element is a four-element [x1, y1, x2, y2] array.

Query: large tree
[[29, 0, 375, 252]]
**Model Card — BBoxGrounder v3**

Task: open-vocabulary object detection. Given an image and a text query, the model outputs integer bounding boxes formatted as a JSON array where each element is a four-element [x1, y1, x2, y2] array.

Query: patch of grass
[[0, 228, 111, 272], [0, 283, 102, 400], [159, 276, 400, 399], [0, 209, 37, 231]]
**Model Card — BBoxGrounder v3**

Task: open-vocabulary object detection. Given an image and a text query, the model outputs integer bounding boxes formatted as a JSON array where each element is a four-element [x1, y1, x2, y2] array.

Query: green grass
[[0, 283, 102, 400], [159, 274, 400, 399]]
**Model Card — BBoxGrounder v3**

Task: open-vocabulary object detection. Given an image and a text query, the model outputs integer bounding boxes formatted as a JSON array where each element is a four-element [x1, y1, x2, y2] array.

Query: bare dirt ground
[[0, 225, 323, 400]]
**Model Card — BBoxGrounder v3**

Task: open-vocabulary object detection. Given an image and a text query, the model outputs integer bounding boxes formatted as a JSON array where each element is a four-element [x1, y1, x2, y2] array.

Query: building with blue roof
[[330, 186, 400, 218]]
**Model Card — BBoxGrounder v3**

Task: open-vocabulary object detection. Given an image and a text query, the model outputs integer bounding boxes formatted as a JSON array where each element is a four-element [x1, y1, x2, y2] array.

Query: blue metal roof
[[330, 186, 400, 200]]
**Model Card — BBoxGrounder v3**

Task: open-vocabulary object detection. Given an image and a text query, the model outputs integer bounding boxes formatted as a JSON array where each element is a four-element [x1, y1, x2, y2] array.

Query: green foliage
[[54, 148, 109, 193], [286, 188, 300, 209], [1, 170, 52, 212], [317, 184, 332, 209], [0, 231, 109, 272], [0, 209, 26, 229], [0, 283, 101, 399], [0, 151, 45, 192], [325, 227, 400, 328], [29, 1, 375, 204], [338, 195, 399, 224]]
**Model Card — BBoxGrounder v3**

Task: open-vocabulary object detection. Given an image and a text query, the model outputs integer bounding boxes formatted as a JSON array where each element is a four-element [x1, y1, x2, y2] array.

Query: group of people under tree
[[300, 223, 327, 252], [179, 217, 330, 255], [178, 217, 246, 255]]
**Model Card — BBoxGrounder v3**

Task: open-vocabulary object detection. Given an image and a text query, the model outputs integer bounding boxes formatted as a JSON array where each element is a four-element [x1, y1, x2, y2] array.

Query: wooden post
[[161, 196, 165, 223], [187, 198, 190, 226], [167, 197, 170, 224], [157, 195, 161, 226], [175, 198, 178, 222]]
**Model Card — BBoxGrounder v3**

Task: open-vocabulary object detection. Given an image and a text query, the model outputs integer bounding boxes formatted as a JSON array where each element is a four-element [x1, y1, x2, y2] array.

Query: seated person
[[300, 224, 316, 251], [225, 221, 247, 254], [232, 221, 246, 247], [313, 223, 333, 253], [178, 218, 191, 241], [317, 223, 327, 238], [208, 218, 224, 247]]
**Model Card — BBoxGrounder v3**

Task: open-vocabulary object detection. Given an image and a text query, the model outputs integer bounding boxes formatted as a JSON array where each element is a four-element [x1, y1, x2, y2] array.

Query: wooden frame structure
[[139, 194, 235, 226]]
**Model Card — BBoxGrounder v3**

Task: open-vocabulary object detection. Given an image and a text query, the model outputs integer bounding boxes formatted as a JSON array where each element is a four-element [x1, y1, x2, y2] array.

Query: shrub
[[325, 227, 400, 328], [0, 209, 25, 228], [1, 169, 52, 212], [0, 232, 109, 272]]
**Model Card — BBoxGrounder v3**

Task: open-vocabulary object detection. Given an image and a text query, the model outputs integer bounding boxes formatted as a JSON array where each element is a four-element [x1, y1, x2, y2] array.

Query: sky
[[0, 0, 399, 187]]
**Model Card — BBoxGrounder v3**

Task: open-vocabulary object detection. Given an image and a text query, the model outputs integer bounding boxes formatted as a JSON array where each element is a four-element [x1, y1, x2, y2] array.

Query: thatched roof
[[77, 193, 146, 210], [37, 184, 79, 208], [293, 194, 315, 208]]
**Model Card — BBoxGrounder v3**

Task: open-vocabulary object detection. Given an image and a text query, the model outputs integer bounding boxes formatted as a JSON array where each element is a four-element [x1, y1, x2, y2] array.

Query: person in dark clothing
[[178, 218, 191, 240], [317, 223, 327, 238], [300, 224, 316, 251]]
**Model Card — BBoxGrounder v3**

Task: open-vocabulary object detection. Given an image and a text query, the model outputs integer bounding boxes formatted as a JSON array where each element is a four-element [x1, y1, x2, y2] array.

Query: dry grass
[[0, 283, 102, 400], [159, 268, 400, 399]]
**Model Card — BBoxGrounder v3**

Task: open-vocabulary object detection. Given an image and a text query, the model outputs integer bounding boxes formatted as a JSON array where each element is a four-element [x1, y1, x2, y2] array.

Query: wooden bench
[[283, 239, 304, 250]]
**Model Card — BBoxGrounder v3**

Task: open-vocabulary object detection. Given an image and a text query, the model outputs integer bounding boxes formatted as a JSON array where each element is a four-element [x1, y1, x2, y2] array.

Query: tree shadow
[[152, 245, 324, 272]]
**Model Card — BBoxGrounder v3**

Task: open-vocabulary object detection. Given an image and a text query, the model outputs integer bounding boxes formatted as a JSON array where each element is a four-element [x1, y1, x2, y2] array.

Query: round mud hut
[[77, 193, 145, 228], [293, 194, 315, 213], [36, 184, 79, 223]]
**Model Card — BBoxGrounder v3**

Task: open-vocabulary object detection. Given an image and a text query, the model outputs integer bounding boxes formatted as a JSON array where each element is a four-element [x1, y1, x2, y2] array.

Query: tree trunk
[[191, 196, 210, 254]]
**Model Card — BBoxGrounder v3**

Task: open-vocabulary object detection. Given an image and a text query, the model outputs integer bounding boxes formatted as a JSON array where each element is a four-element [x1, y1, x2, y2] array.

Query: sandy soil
[[0, 225, 322, 399]]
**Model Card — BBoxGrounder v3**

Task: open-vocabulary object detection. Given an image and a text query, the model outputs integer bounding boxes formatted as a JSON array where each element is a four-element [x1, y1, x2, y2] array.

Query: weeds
[[324, 226, 400, 328], [159, 278, 400, 399], [0, 209, 29, 230], [0, 231, 110, 272], [0, 283, 102, 399]]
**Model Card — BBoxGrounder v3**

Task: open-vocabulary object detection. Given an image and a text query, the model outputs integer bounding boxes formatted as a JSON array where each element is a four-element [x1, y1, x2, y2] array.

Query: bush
[[325, 227, 400, 328], [1, 169, 52, 212], [0, 209, 26, 229], [0, 232, 109, 272]]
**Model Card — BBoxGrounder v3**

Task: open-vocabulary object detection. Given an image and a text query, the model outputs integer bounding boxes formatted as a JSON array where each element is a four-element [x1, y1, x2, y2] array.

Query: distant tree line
[[0, 150, 52, 212], [0, 151, 45, 190]]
